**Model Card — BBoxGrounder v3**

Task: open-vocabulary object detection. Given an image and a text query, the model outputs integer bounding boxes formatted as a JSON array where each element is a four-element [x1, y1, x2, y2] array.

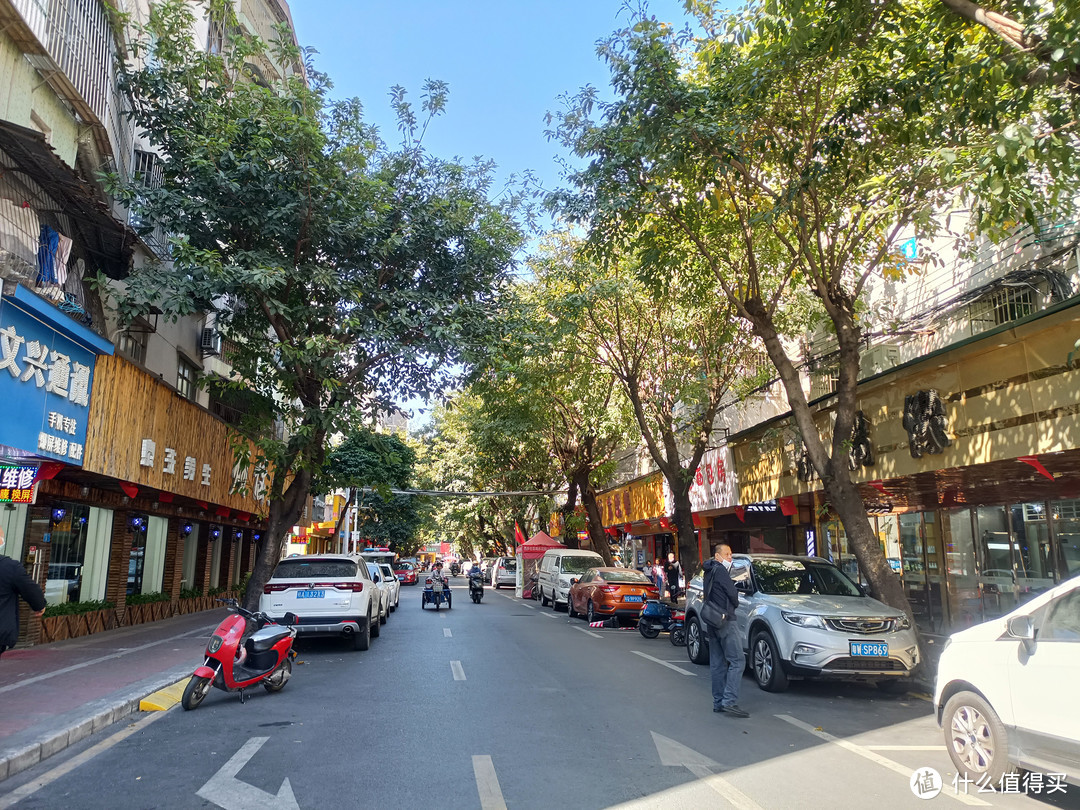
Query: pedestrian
[[652, 558, 665, 596], [0, 526, 46, 659], [702, 543, 747, 717], [665, 553, 683, 602]]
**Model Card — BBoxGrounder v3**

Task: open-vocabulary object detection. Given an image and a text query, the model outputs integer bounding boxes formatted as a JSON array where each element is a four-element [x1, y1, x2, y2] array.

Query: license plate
[[850, 641, 888, 657], [623, 595, 643, 602], [397, 575, 405, 581], [296, 590, 325, 599]]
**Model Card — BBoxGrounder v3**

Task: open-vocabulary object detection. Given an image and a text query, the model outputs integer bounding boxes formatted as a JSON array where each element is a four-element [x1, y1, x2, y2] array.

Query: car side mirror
[[570, 578, 578, 585], [1007, 614, 1036, 653]]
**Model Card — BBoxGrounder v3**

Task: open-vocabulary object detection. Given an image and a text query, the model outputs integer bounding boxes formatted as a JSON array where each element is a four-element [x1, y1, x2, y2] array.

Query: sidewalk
[[0, 609, 225, 783]]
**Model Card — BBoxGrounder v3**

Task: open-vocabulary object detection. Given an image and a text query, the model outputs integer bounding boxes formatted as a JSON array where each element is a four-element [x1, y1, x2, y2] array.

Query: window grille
[[133, 150, 162, 189], [970, 287, 1036, 329], [118, 332, 147, 365], [177, 356, 198, 400]]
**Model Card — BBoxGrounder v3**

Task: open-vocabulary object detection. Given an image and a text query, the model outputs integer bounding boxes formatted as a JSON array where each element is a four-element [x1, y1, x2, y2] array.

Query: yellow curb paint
[[139, 679, 189, 711]]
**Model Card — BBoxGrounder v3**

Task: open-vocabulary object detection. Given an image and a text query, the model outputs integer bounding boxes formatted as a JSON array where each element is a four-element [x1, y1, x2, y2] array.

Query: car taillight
[[264, 583, 289, 593], [601, 585, 619, 593], [315, 582, 363, 592]]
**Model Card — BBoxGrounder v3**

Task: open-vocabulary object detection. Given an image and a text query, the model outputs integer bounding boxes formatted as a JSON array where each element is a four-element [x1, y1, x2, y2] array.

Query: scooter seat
[[249, 625, 290, 652]]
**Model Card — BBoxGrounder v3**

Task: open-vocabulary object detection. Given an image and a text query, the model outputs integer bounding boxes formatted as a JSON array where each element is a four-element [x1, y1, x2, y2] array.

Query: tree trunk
[[243, 467, 312, 610], [575, 469, 613, 565], [669, 485, 701, 577], [562, 478, 581, 550]]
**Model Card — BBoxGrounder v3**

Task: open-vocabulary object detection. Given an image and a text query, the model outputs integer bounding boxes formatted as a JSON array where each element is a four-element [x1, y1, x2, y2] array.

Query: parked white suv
[[260, 554, 380, 651], [934, 573, 1080, 787], [684, 554, 919, 691]]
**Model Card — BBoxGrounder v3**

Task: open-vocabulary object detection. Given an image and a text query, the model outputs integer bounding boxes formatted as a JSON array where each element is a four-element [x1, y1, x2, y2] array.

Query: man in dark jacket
[[702, 544, 747, 717], [0, 527, 46, 658]]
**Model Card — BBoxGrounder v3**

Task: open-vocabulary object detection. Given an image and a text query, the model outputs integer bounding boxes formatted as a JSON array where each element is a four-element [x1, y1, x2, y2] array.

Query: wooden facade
[[82, 355, 265, 514]]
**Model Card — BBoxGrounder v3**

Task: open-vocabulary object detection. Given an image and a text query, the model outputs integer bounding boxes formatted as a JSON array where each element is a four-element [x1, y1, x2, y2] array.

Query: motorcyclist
[[430, 561, 450, 587]]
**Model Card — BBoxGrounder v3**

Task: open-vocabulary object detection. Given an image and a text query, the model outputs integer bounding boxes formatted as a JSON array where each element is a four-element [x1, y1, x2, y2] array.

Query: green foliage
[[321, 429, 421, 552], [125, 592, 170, 605], [42, 600, 115, 618], [179, 587, 203, 599], [207, 586, 228, 597]]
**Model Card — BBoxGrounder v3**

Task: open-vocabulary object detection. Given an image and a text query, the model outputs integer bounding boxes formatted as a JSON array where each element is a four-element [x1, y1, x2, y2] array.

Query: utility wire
[[359, 487, 566, 498]]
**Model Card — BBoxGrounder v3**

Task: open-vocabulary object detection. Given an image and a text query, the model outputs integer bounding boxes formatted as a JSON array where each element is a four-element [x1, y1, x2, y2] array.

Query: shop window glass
[[976, 505, 1018, 617], [45, 504, 90, 605], [823, 519, 861, 584], [1051, 499, 1080, 577], [943, 509, 982, 630], [127, 514, 149, 596], [875, 515, 903, 573], [1011, 503, 1055, 604], [899, 513, 930, 631]]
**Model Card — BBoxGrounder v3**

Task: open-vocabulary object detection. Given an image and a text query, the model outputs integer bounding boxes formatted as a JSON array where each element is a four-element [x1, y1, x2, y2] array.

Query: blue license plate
[[850, 641, 888, 657], [297, 590, 325, 599], [623, 595, 643, 602]]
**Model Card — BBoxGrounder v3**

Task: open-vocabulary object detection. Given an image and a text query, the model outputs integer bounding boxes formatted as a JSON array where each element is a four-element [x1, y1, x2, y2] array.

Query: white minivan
[[538, 549, 604, 611]]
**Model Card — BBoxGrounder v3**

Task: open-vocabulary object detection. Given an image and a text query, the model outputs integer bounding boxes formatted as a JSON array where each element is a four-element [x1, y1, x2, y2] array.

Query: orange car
[[568, 567, 659, 624]]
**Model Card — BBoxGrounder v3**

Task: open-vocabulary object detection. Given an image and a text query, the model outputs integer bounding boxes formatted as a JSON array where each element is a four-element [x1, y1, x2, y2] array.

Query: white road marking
[[865, 745, 945, 751], [538, 612, 557, 619], [521, 603, 535, 610], [650, 732, 761, 809], [0, 623, 216, 695], [776, 715, 989, 806], [0, 706, 170, 809], [472, 755, 507, 810], [573, 627, 603, 639], [443, 628, 453, 637], [196, 736, 298, 810], [451, 660, 466, 680], [631, 650, 696, 676]]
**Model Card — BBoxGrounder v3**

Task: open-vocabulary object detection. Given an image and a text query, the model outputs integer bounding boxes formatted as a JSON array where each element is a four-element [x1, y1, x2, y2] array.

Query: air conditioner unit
[[859, 343, 901, 378], [200, 328, 222, 357]]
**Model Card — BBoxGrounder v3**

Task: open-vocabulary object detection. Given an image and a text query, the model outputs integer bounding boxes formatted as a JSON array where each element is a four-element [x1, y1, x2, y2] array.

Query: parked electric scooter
[[181, 600, 298, 710], [469, 570, 484, 603], [637, 599, 685, 646]]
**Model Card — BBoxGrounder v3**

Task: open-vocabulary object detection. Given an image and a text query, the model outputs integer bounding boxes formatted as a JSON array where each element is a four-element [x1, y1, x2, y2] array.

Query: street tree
[[111, 0, 522, 609], [552, 2, 1080, 621], [319, 430, 421, 556]]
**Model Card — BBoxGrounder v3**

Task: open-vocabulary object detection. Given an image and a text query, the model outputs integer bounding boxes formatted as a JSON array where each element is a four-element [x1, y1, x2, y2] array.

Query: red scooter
[[181, 600, 298, 710]]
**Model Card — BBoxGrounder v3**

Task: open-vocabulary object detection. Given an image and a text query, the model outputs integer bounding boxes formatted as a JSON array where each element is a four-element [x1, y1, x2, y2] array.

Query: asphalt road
[[2, 579, 1078, 810]]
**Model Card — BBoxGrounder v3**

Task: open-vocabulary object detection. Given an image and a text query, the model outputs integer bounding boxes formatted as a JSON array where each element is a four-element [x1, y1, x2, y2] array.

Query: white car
[[934, 573, 1080, 786], [260, 554, 380, 650], [366, 562, 393, 626], [378, 563, 401, 612]]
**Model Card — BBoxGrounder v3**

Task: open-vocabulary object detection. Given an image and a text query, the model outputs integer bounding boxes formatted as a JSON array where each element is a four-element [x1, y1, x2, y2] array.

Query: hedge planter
[[39, 609, 119, 643], [124, 601, 172, 626], [174, 593, 239, 616]]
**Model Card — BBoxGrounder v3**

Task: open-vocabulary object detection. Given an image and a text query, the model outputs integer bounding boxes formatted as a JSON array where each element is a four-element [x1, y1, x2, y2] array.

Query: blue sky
[[289, 1, 696, 198]]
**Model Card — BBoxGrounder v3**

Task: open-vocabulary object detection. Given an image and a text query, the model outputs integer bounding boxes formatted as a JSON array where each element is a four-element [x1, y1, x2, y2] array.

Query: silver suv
[[684, 554, 919, 692]]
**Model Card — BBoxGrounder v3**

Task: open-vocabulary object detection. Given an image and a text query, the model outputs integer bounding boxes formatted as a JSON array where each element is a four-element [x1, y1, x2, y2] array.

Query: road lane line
[[520, 603, 535, 610], [865, 745, 944, 751], [538, 612, 557, 619], [686, 765, 764, 810], [451, 660, 466, 681], [573, 627, 603, 639], [775, 714, 989, 806], [443, 628, 453, 637], [631, 650, 696, 676], [472, 755, 507, 810], [0, 705, 171, 809]]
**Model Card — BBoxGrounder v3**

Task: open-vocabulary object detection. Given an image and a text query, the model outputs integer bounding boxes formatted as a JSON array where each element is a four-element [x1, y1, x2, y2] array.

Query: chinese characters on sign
[[0, 465, 37, 503], [902, 389, 951, 458], [139, 438, 212, 487]]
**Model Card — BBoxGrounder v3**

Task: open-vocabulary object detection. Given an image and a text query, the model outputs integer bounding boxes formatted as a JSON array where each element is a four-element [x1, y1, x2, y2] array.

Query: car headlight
[[781, 612, 826, 629], [893, 615, 911, 631]]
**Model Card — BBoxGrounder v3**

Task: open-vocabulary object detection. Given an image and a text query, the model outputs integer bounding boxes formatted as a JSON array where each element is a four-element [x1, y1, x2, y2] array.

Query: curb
[[0, 664, 192, 784], [139, 679, 189, 712]]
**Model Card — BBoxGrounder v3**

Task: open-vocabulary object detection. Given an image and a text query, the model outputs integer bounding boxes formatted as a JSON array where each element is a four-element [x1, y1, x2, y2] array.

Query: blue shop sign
[[0, 284, 113, 465]]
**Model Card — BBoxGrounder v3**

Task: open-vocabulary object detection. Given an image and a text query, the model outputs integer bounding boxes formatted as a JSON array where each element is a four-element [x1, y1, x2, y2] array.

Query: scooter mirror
[[284, 612, 299, 625]]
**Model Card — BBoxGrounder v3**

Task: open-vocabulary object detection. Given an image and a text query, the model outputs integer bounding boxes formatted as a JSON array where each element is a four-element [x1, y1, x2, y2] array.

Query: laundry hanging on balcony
[[36, 223, 72, 287]]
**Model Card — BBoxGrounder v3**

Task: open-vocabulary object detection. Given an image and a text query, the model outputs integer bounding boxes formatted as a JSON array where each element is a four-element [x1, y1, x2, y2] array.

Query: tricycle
[[421, 578, 452, 610], [637, 599, 685, 645]]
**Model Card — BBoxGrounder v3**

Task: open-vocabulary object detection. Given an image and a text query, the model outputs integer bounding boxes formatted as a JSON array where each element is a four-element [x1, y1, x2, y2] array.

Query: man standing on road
[[0, 526, 46, 659], [665, 552, 683, 602], [703, 544, 747, 718]]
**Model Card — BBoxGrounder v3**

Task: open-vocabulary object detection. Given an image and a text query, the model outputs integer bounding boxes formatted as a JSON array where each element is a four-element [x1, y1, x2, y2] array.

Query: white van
[[538, 549, 604, 611]]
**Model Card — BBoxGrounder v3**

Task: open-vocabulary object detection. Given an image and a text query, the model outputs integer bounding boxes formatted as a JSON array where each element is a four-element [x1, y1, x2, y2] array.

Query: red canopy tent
[[518, 531, 564, 560]]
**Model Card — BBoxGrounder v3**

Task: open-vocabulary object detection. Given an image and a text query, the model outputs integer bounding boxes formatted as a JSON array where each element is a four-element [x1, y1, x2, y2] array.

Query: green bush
[[43, 600, 115, 618], [207, 586, 227, 596], [126, 591, 170, 605], [179, 587, 203, 599]]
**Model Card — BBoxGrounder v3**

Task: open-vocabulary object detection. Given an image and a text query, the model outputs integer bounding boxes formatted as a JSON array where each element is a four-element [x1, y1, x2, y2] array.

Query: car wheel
[[587, 600, 599, 624], [686, 616, 709, 665], [553, 592, 561, 612], [943, 691, 1013, 784], [380, 605, 388, 625], [751, 629, 789, 692], [567, 596, 577, 618], [353, 615, 371, 651], [371, 610, 382, 638], [541, 589, 550, 607], [181, 675, 211, 710]]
